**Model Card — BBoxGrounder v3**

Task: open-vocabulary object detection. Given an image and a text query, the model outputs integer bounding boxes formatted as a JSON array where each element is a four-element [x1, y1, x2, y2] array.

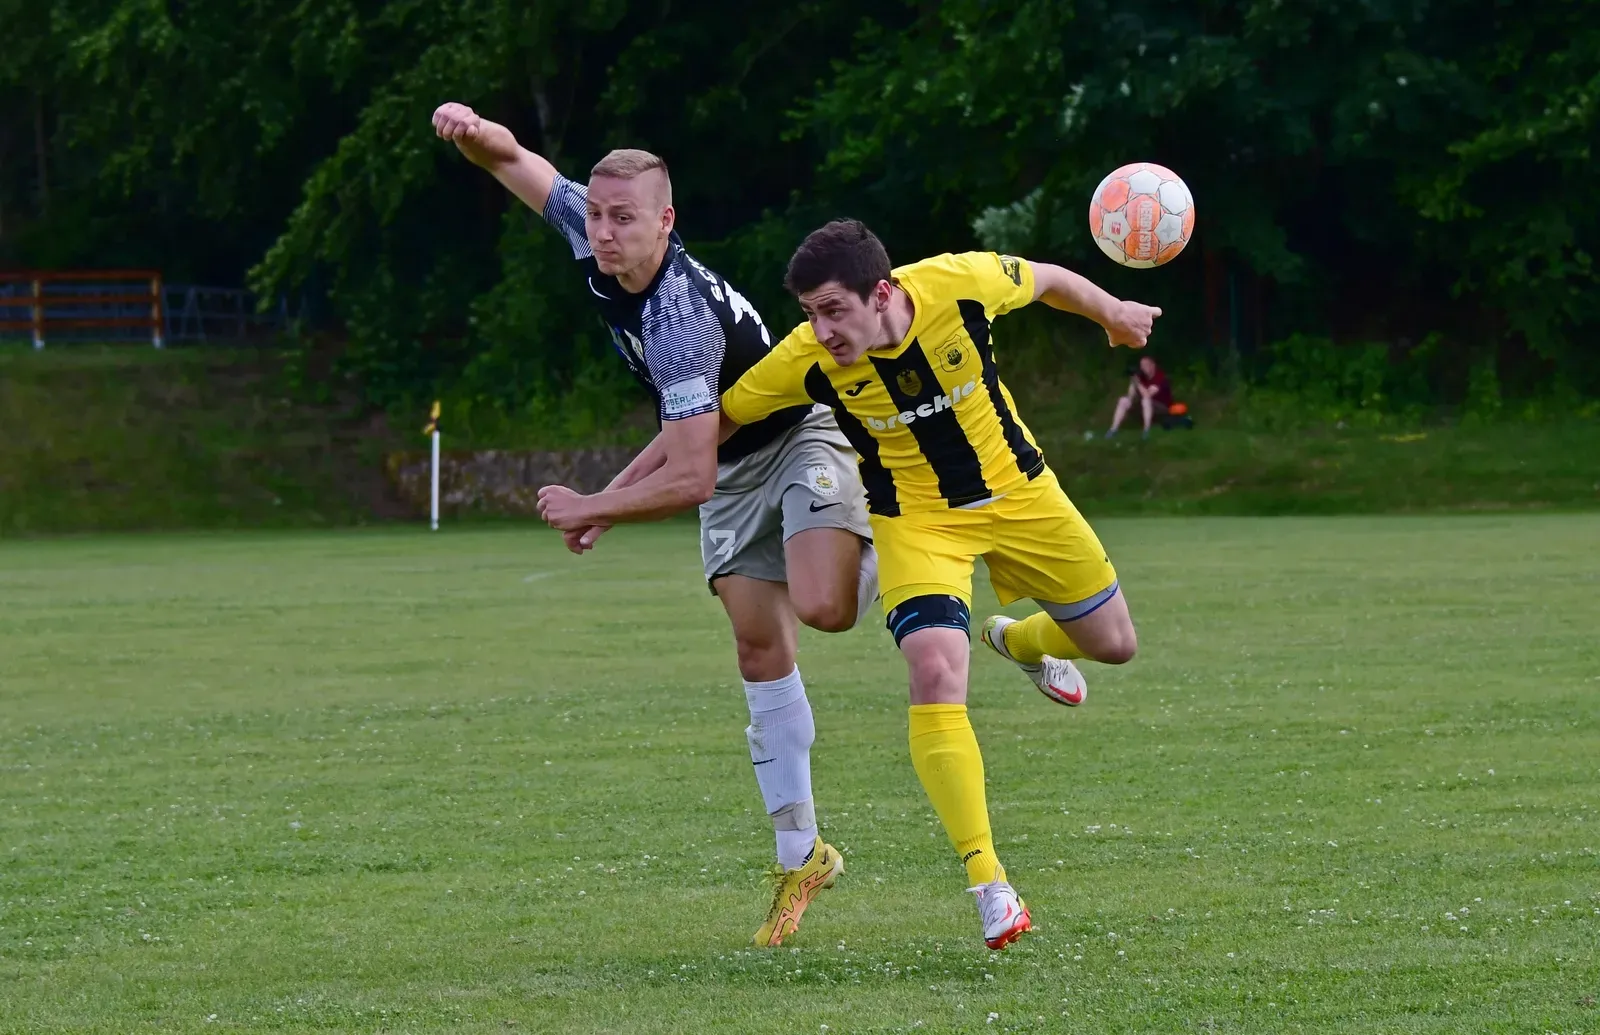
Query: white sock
[[744, 666, 818, 869], [854, 542, 880, 629], [775, 825, 817, 871]]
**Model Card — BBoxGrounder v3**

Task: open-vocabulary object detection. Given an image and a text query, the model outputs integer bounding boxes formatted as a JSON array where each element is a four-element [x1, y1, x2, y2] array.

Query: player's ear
[[660, 204, 675, 234], [873, 279, 892, 310]]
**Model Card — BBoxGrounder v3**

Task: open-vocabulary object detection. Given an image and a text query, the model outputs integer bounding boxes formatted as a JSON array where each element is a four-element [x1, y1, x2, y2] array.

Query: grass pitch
[[2, 516, 1597, 1033]]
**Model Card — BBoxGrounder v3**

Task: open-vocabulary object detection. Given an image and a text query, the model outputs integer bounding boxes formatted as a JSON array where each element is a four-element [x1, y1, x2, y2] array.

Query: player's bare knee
[[906, 651, 964, 700], [1096, 641, 1137, 665], [793, 595, 855, 634], [734, 637, 794, 683], [1087, 627, 1138, 665]]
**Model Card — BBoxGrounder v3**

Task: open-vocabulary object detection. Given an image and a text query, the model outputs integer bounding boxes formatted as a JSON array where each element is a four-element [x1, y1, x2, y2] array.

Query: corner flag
[[425, 400, 441, 530]]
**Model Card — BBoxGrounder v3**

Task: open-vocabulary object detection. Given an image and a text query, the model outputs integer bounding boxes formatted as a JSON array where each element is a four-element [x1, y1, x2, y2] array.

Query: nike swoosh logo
[[586, 277, 609, 300], [1052, 684, 1086, 705], [809, 501, 843, 512], [753, 758, 776, 766], [844, 381, 871, 397]]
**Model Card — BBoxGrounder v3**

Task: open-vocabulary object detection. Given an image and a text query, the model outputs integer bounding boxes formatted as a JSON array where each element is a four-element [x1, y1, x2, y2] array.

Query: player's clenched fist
[[537, 484, 594, 533], [432, 101, 521, 168], [1104, 300, 1162, 349], [432, 102, 481, 142]]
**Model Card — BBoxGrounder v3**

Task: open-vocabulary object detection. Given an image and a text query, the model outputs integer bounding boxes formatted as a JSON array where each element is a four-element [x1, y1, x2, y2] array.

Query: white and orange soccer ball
[[1088, 163, 1195, 268]]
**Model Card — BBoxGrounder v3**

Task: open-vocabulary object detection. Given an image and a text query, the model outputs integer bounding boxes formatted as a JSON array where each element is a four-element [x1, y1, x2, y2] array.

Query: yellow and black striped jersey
[[721, 251, 1045, 517]]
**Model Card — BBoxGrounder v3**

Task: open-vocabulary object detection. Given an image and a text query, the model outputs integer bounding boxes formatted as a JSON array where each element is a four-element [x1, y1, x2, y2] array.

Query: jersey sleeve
[[960, 252, 1035, 316], [720, 326, 814, 426], [642, 271, 727, 422], [540, 174, 592, 259]]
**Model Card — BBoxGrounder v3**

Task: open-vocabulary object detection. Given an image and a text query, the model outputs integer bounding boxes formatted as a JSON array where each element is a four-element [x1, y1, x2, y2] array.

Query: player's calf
[[1009, 585, 1138, 666]]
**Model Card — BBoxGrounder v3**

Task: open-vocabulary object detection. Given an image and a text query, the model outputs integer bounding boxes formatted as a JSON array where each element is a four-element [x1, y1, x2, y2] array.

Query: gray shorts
[[699, 407, 872, 587]]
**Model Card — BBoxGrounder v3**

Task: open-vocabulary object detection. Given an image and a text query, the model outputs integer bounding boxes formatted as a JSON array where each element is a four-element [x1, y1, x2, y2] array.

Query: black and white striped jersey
[[542, 175, 810, 462]]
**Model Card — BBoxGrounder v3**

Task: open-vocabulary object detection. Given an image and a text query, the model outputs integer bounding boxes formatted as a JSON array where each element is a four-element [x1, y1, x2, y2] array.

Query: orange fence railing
[[0, 270, 166, 348]]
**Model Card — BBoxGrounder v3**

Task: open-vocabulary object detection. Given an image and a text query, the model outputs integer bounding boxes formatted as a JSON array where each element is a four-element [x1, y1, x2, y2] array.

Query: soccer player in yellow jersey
[[720, 219, 1160, 949]]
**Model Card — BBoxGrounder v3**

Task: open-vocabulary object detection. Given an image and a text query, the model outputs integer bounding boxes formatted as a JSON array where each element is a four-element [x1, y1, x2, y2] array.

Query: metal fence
[[0, 271, 293, 347], [165, 284, 293, 343]]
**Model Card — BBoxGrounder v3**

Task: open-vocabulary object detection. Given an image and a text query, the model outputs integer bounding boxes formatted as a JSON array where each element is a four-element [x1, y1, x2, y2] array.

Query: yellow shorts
[[873, 469, 1118, 618]]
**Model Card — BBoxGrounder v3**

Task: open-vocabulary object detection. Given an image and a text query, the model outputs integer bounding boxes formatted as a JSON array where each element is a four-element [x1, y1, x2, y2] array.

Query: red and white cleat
[[980, 615, 1087, 707], [970, 879, 1032, 950]]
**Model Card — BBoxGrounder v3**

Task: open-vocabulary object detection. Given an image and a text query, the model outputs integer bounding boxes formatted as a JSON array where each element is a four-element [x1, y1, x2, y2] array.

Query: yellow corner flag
[[423, 400, 441, 436]]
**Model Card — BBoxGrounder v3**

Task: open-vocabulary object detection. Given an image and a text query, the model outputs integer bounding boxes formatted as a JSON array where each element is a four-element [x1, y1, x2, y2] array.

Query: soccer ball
[[1088, 163, 1195, 268]]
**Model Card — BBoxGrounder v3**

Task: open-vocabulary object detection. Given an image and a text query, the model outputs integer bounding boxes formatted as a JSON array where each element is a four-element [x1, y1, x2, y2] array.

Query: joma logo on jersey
[[866, 379, 978, 430]]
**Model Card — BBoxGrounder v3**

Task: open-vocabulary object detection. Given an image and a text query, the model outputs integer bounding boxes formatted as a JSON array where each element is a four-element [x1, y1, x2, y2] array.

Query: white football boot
[[979, 615, 1087, 707], [970, 878, 1032, 950]]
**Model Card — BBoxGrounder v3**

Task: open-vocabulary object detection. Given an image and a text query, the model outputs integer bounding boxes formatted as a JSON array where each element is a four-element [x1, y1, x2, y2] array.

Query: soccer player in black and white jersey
[[433, 102, 877, 946]]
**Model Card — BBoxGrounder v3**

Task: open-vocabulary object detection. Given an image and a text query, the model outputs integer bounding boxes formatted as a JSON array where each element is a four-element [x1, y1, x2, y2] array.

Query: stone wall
[[386, 447, 643, 516]]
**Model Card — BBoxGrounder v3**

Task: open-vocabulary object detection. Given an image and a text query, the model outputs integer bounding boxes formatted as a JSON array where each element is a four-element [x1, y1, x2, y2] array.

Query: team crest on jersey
[[808, 465, 840, 497], [999, 255, 1023, 286], [895, 370, 924, 397], [938, 340, 968, 372]]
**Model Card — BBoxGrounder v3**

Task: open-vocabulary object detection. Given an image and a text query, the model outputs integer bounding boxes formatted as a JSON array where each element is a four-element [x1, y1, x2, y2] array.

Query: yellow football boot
[[752, 837, 843, 947]]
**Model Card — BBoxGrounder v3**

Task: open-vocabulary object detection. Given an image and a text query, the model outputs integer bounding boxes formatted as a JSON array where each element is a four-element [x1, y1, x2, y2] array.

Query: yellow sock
[[1002, 611, 1084, 664], [908, 704, 1005, 886]]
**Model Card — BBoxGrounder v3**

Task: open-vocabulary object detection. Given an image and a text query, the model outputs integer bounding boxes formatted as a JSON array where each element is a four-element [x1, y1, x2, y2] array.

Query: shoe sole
[[984, 907, 1033, 950]]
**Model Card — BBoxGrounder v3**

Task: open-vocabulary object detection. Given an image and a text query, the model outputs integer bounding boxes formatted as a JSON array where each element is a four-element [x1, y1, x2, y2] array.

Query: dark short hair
[[784, 219, 892, 299]]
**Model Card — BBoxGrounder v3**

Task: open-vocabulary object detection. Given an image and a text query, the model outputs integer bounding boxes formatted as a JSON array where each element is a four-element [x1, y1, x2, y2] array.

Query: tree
[[4, 0, 1595, 408], [798, 0, 1600, 390]]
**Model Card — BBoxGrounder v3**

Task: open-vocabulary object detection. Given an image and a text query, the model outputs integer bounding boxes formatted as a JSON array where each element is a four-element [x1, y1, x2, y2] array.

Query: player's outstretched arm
[[604, 434, 672, 490], [536, 413, 718, 531], [1029, 261, 1162, 349], [556, 434, 674, 554], [432, 101, 559, 214]]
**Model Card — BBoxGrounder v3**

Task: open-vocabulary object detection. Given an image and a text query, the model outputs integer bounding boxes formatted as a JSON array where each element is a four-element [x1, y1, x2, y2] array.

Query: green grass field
[[2, 517, 1597, 1034]]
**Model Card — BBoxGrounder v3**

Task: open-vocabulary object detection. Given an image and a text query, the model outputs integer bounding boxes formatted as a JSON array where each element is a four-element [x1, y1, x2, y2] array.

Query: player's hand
[[432, 102, 482, 144], [536, 484, 594, 532], [1104, 300, 1162, 349], [562, 524, 611, 555]]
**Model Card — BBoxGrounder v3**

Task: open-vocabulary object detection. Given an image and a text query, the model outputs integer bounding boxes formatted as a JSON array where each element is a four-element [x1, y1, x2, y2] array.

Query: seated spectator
[[1106, 355, 1173, 439]]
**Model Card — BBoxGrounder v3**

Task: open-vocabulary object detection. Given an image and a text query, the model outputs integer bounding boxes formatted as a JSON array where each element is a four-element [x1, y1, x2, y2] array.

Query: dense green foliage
[[4, 1, 1597, 417]]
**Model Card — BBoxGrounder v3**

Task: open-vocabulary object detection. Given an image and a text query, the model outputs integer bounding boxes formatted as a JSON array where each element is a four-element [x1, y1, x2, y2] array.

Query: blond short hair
[[590, 149, 672, 207]]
